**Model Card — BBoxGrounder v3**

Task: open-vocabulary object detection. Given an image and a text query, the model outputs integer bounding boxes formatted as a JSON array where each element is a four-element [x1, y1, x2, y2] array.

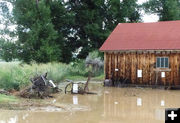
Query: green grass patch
[[0, 94, 18, 103], [65, 75, 87, 81], [91, 74, 104, 81], [66, 74, 104, 81]]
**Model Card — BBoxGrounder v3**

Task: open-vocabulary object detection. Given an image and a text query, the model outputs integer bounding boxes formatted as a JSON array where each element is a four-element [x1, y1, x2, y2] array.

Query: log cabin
[[99, 21, 180, 88]]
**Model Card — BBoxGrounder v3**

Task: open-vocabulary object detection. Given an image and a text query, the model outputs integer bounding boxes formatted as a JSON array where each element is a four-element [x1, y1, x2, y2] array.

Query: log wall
[[104, 51, 180, 86]]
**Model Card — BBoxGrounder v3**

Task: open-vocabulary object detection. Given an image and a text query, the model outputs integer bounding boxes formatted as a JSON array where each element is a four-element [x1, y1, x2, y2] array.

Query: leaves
[[1, 0, 140, 63], [13, 0, 60, 63], [143, 0, 180, 21], [67, 0, 140, 59]]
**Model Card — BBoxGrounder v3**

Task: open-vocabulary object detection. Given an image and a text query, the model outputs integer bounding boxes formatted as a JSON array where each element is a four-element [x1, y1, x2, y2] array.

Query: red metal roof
[[99, 20, 180, 51]]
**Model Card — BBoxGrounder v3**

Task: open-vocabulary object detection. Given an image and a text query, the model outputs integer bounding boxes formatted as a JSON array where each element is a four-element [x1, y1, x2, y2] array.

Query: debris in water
[[19, 72, 61, 99], [65, 72, 97, 95], [22, 114, 29, 120], [0, 89, 10, 95], [72, 84, 78, 94], [29, 106, 62, 112], [104, 79, 112, 86], [8, 116, 18, 123], [52, 99, 56, 104], [49, 80, 56, 88]]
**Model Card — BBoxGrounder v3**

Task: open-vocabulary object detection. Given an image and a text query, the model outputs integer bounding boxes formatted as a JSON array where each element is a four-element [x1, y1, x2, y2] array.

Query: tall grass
[[0, 62, 70, 90], [0, 61, 104, 90]]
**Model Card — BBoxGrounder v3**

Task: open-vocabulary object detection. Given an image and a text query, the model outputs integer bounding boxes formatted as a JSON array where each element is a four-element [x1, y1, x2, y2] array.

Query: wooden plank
[[161, 52, 166, 85], [125, 53, 127, 80], [170, 52, 174, 85], [131, 53, 135, 84], [104, 52, 106, 79], [144, 53, 148, 84], [126, 53, 131, 81], [118, 53, 121, 80], [136, 52, 140, 84], [142, 53, 145, 84], [151, 54, 155, 85], [116, 53, 118, 80], [149, 52, 152, 85], [119, 53, 123, 79], [108, 53, 112, 79], [147, 52, 150, 85], [114, 53, 117, 79], [134, 52, 137, 84], [174, 53, 179, 85], [122, 53, 126, 79], [150, 52, 154, 85], [177, 54, 180, 85], [112, 53, 115, 81], [106, 53, 109, 79], [140, 53, 143, 84]]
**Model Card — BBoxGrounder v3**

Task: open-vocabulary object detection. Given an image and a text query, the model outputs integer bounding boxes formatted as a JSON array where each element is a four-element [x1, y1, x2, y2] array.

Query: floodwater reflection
[[1, 83, 180, 123], [137, 98, 142, 106], [0, 112, 18, 123], [73, 95, 78, 105]]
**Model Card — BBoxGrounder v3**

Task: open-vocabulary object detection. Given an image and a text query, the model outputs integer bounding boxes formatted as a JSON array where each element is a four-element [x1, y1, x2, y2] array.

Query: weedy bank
[[0, 61, 104, 91]]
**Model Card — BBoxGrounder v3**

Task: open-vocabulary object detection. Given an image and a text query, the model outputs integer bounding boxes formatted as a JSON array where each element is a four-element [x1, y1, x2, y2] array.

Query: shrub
[[85, 50, 104, 76], [69, 59, 89, 77]]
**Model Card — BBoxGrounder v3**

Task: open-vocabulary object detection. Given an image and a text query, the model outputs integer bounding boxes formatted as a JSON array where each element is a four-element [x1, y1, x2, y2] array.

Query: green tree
[[67, 0, 140, 59], [13, 0, 60, 63], [0, 39, 17, 62], [48, 0, 75, 63], [0, 1, 17, 61], [105, 0, 140, 30], [1, 0, 140, 63], [143, 0, 180, 21], [66, 0, 106, 58], [0, 1, 16, 41]]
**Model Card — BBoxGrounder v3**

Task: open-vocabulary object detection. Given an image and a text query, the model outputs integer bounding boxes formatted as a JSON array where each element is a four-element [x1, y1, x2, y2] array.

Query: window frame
[[156, 57, 169, 68]]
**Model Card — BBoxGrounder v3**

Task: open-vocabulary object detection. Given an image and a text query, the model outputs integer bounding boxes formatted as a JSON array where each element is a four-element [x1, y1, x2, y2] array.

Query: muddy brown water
[[1, 82, 180, 123]]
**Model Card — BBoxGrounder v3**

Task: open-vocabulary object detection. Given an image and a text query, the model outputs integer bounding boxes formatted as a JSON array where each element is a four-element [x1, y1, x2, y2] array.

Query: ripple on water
[[29, 106, 63, 112]]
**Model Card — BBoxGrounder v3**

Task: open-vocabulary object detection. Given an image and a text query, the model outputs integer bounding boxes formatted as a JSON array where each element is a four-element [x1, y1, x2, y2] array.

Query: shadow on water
[[1, 83, 180, 123]]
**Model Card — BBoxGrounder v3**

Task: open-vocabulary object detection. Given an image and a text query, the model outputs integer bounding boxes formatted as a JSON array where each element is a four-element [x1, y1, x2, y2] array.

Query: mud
[[1, 82, 180, 123]]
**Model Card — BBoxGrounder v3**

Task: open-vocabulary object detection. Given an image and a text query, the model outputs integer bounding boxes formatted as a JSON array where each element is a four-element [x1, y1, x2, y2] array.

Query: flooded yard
[[1, 82, 180, 123]]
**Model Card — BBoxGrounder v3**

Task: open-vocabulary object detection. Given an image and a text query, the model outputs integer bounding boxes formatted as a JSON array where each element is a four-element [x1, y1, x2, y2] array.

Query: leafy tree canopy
[[1, 0, 141, 63], [67, 0, 140, 58], [13, 0, 61, 63], [143, 0, 180, 21]]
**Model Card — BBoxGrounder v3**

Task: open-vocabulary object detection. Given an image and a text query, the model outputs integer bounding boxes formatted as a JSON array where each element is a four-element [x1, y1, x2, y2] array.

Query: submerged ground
[[0, 82, 180, 123]]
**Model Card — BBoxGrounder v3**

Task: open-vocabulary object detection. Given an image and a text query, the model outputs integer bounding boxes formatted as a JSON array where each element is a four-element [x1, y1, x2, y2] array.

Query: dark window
[[165, 58, 168, 68], [161, 58, 164, 67], [157, 58, 160, 68], [156, 57, 169, 68]]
